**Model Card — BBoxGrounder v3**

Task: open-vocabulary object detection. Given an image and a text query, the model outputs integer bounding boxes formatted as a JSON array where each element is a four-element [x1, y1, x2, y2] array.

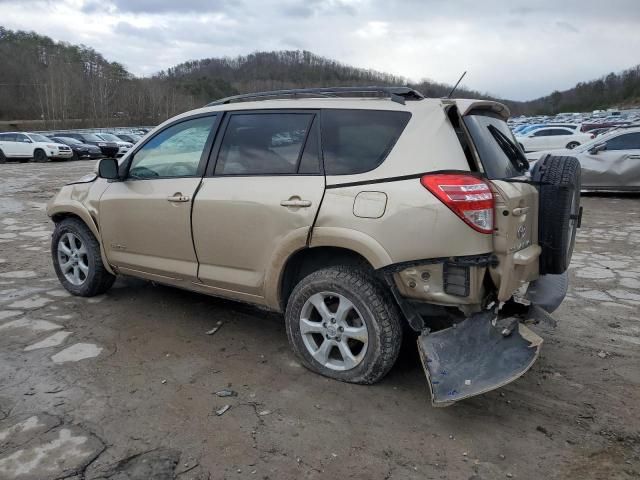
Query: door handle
[[629, 155, 640, 159], [280, 199, 312, 208], [167, 193, 191, 202]]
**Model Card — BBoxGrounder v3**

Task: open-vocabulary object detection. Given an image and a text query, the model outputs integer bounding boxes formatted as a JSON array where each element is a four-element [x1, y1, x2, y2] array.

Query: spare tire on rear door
[[531, 154, 581, 275]]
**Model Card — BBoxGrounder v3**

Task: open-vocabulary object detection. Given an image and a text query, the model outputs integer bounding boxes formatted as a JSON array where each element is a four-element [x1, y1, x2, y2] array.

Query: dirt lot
[[0, 161, 639, 480]]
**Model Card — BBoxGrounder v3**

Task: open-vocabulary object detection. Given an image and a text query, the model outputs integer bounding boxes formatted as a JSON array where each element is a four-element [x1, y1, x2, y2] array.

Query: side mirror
[[588, 143, 606, 155], [97, 158, 119, 179]]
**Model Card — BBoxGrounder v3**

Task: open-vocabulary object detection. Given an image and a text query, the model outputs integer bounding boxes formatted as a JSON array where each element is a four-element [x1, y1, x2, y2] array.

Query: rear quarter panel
[[311, 100, 493, 267]]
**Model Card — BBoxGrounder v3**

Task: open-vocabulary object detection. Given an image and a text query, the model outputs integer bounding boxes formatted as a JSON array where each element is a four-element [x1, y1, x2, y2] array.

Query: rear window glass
[[464, 113, 528, 179], [321, 110, 411, 175]]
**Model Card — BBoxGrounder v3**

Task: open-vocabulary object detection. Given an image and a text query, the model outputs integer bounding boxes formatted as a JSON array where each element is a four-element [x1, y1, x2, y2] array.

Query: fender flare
[[48, 202, 115, 275], [308, 226, 393, 269]]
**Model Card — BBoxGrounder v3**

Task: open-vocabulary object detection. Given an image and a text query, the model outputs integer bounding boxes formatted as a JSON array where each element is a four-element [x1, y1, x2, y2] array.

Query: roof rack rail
[[207, 86, 425, 107]]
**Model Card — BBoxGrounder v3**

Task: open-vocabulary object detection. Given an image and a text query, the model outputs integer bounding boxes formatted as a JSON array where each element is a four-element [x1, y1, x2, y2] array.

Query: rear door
[[0, 134, 17, 156], [99, 114, 218, 282], [192, 111, 324, 304]]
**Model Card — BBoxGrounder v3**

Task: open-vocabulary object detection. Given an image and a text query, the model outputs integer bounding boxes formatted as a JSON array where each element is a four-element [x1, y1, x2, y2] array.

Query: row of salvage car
[[0, 128, 150, 163]]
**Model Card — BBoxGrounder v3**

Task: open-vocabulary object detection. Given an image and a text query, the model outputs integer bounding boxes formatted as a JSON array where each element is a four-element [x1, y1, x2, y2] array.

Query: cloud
[[0, 0, 639, 100]]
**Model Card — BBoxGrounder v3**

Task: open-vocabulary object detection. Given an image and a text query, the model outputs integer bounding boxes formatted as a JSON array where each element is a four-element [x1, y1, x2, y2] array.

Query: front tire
[[285, 266, 402, 384], [0, 149, 6, 164], [34, 149, 48, 163], [51, 218, 115, 296]]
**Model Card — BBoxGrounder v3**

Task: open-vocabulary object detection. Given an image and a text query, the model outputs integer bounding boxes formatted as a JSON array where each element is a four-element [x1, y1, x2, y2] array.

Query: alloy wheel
[[57, 232, 89, 286], [299, 291, 368, 371]]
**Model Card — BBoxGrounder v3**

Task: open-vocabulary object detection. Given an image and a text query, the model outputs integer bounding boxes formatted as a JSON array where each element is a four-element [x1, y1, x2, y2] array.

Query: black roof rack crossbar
[[207, 86, 425, 106]]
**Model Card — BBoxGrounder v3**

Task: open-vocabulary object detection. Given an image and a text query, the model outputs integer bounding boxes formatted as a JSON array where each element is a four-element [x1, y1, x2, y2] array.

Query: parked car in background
[[517, 126, 593, 152], [49, 136, 103, 161], [526, 127, 640, 191], [95, 133, 133, 157], [0, 132, 72, 163], [55, 132, 120, 158], [113, 133, 142, 144]]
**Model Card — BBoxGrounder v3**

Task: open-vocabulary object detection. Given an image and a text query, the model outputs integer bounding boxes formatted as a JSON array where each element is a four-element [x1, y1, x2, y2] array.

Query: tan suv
[[47, 87, 582, 406]]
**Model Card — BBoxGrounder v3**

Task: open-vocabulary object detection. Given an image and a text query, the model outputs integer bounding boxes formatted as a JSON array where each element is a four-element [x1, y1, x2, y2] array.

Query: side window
[[128, 116, 216, 179], [215, 113, 314, 175], [606, 132, 640, 151], [322, 110, 411, 175], [15, 134, 30, 143]]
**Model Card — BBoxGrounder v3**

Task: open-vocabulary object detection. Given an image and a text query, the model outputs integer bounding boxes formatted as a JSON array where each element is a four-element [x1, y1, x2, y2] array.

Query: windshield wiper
[[487, 125, 529, 173]]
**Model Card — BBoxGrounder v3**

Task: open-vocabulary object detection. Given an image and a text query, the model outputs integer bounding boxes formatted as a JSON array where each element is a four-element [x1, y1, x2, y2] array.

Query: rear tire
[[0, 149, 6, 164], [51, 217, 115, 296], [566, 141, 580, 149], [34, 149, 48, 163], [285, 266, 402, 384], [532, 155, 581, 274]]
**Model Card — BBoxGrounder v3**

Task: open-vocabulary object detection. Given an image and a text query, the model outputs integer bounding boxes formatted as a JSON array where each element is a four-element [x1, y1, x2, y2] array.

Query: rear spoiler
[[444, 99, 511, 121]]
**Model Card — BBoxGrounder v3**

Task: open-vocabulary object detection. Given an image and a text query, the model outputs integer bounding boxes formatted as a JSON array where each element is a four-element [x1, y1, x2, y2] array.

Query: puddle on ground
[[0, 318, 62, 333], [46, 289, 70, 298], [0, 310, 23, 321], [7, 296, 52, 310], [0, 427, 101, 479], [0, 271, 38, 279], [0, 416, 45, 443], [51, 343, 102, 363], [24, 331, 73, 351]]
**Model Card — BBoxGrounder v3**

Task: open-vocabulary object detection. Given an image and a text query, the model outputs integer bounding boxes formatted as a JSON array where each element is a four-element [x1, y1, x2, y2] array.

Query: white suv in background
[[516, 126, 593, 152], [0, 132, 73, 163]]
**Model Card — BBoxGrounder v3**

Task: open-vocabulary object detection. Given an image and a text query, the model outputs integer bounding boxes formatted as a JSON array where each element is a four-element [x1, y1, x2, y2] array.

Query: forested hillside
[[1, 26, 639, 129], [517, 66, 640, 115]]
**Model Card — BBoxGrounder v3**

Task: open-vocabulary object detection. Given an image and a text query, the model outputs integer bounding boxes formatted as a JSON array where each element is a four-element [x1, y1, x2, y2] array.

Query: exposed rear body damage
[[418, 311, 542, 406]]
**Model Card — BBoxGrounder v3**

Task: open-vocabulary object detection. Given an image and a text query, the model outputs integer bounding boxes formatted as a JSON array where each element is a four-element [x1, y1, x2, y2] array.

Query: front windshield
[[572, 131, 614, 152], [98, 133, 120, 142], [84, 134, 104, 142], [59, 137, 82, 145], [28, 133, 51, 142]]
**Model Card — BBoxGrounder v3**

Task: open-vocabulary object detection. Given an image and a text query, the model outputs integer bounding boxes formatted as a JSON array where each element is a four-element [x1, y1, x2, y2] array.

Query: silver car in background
[[527, 126, 640, 191]]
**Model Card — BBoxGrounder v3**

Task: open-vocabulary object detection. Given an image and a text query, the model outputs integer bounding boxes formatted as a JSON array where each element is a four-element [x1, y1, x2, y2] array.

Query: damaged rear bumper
[[416, 272, 566, 406], [418, 311, 542, 406]]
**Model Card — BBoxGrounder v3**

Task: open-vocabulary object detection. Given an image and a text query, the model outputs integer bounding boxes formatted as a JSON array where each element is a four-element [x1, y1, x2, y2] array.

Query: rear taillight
[[420, 174, 494, 234]]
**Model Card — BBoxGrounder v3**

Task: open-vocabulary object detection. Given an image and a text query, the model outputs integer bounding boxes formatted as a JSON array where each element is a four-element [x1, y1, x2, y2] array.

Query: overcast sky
[[2, 0, 639, 100]]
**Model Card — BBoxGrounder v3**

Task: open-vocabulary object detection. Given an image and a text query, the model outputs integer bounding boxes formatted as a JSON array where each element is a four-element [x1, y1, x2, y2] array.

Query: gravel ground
[[0, 161, 639, 480]]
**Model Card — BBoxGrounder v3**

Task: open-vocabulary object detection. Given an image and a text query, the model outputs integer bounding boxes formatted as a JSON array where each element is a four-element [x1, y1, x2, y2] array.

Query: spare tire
[[531, 155, 581, 274]]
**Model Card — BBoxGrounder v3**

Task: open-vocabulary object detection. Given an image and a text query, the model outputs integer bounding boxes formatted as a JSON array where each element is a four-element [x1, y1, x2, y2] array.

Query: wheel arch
[[277, 246, 375, 312], [33, 147, 47, 160], [50, 206, 115, 275]]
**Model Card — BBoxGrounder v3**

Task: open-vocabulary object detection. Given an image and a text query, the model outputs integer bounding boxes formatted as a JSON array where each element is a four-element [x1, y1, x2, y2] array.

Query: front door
[[14, 133, 33, 158], [192, 111, 325, 302], [99, 115, 218, 282]]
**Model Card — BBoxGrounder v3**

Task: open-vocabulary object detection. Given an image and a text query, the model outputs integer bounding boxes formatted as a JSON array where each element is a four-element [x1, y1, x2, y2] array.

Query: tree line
[[1, 26, 639, 130]]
